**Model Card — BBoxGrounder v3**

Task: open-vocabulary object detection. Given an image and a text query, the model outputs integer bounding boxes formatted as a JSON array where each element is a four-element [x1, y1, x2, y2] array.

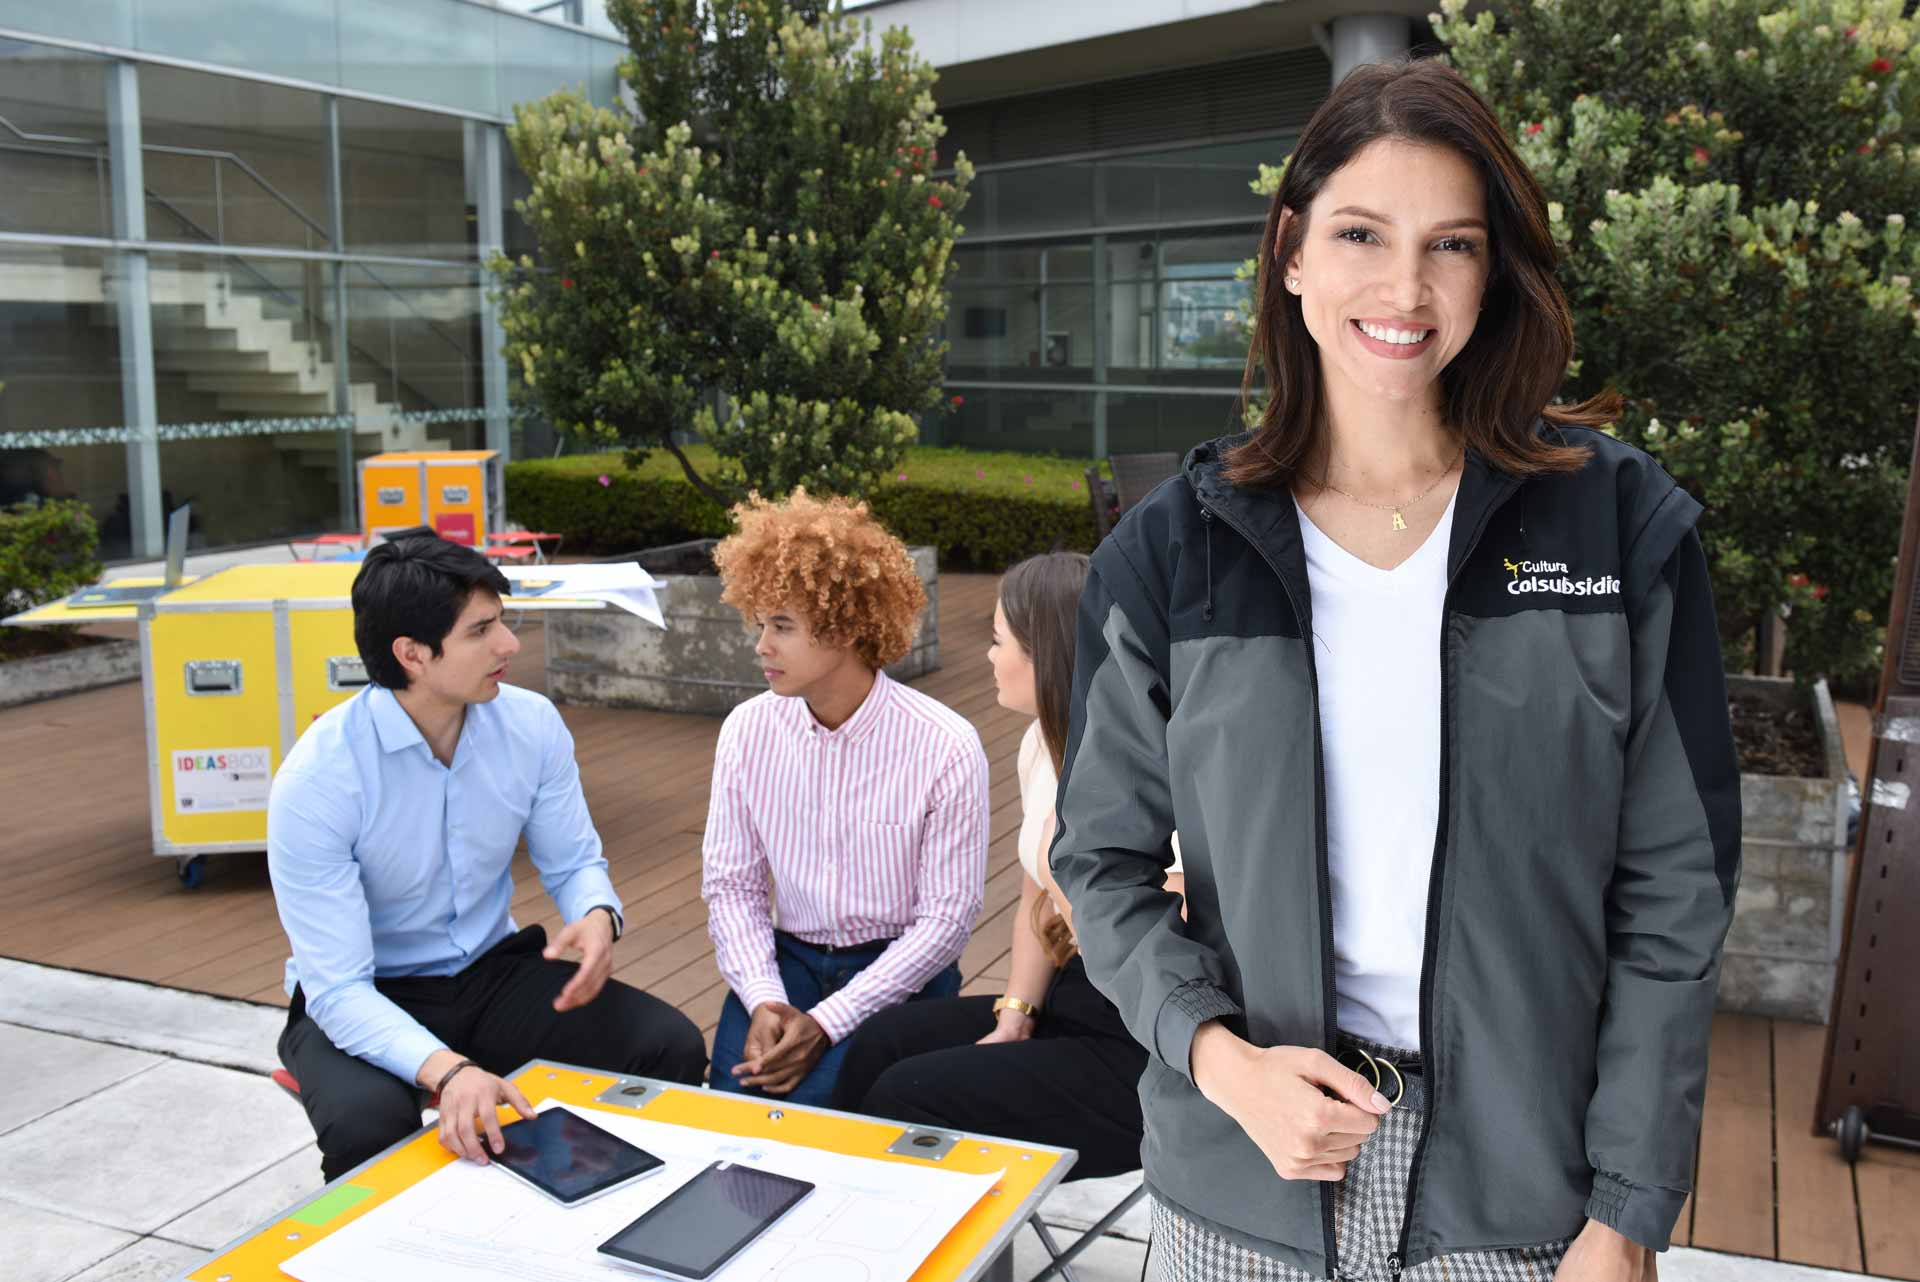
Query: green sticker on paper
[[290, 1183, 376, 1227]]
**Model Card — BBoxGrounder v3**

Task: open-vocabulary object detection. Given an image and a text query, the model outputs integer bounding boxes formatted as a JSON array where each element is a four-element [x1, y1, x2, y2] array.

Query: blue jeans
[[710, 931, 962, 1108]]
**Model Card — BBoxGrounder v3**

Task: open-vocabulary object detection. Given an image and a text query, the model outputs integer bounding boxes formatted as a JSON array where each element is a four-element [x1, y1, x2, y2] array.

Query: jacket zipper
[[1388, 487, 1512, 1282], [1198, 501, 1342, 1279]]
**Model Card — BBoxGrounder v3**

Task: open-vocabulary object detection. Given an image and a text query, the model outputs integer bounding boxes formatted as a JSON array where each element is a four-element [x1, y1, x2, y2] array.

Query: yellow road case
[[8, 560, 604, 888], [140, 562, 367, 886], [358, 449, 502, 547]]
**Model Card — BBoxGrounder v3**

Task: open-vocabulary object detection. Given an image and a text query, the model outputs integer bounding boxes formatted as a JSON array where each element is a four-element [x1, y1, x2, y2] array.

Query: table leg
[[984, 1243, 1015, 1282]]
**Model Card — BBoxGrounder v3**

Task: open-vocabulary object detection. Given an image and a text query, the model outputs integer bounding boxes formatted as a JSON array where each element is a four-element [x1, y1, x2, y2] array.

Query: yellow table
[[176, 1062, 1076, 1282]]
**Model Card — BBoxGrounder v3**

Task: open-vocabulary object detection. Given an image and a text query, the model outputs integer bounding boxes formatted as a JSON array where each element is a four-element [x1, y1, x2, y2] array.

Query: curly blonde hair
[[713, 488, 926, 670]]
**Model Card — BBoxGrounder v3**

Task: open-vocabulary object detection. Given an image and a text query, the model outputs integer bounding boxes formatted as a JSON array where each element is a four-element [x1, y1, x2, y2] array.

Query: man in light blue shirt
[[270, 531, 705, 1181]]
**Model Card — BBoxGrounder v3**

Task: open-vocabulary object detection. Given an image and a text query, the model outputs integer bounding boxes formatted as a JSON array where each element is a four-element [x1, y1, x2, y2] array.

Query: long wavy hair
[[998, 551, 1090, 969], [1226, 57, 1618, 488]]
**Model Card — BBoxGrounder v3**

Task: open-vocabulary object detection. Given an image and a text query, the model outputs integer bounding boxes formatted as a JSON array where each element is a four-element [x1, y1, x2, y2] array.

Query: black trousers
[[279, 925, 707, 1181], [832, 956, 1148, 1180]]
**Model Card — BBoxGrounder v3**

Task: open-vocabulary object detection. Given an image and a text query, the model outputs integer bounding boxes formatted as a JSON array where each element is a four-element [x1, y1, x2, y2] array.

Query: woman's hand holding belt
[[1189, 1021, 1391, 1182]]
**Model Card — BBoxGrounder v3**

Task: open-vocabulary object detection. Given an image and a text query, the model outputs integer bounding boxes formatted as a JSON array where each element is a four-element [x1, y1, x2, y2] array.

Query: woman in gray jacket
[[1049, 57, 1739, 1282]]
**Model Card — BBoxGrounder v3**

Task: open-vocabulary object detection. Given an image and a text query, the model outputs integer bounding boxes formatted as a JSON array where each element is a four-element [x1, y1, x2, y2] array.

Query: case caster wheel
[[1834, 1105, 1870, 1164], [176, 856, 207, 890]]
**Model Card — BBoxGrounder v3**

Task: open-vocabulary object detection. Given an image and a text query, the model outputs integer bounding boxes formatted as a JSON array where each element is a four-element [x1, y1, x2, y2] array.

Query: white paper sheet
[[282, 1102, 1002, 1282], [500, 563, 671, 628]]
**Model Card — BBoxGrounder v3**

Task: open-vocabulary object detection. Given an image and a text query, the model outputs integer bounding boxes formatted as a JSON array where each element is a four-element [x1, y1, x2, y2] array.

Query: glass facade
[[0, 3, 622, 555], [939, 138, 1285, 457]]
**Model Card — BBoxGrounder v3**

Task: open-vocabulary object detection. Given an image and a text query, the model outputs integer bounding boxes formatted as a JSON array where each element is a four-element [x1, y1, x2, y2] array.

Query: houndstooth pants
[[1152, 1036, 1572, 1282]]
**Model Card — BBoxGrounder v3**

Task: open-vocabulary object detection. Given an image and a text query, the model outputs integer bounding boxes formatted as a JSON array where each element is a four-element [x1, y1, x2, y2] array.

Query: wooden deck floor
[[2, 572, 1914, 1276]]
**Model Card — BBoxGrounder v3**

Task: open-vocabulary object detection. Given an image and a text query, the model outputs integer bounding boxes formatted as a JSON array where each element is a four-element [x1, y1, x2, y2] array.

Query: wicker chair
[[1086, 451, 1183, 540]]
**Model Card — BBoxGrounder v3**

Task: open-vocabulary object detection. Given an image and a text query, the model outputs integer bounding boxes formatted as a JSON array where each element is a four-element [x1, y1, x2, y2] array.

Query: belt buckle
[[1338, 1046, 1405, 1108]]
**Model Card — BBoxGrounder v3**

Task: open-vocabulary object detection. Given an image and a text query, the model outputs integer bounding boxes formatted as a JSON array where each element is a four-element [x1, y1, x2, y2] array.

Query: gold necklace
[[1313, 448, 1463, 531]]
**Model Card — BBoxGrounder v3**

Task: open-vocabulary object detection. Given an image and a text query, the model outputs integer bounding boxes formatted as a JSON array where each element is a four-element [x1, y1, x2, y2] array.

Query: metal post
[[470, 120, 512, 466], [1091, 231, 1109, 461], [106, 59, 162, 559], [1328, 14, 1415, 82], [324, 94, 356, 531]]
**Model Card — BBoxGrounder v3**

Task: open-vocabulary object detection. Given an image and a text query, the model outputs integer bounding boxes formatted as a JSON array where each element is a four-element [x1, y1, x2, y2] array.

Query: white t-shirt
[[1016, 720, 1183, 887], [1296, 491, 1454, 1050]]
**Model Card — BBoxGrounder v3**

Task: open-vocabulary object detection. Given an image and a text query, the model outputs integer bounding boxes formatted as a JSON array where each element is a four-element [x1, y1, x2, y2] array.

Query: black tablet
[[490, 1108, 665, 1206], [598, 1160, 815, 1280]]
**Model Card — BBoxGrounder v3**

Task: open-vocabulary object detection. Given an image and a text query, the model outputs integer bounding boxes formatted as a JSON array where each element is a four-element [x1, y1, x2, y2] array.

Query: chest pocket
[[852, 818, 921, 902]]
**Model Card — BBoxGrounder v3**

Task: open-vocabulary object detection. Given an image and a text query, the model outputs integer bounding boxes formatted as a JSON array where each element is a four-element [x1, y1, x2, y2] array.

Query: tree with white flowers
[[1439, 0, 1920, 681], [489, 0, 971, 505]]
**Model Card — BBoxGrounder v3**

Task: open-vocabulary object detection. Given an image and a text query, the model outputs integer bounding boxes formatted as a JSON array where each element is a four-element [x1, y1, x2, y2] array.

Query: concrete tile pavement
[[0, 960, 1899, 1282]]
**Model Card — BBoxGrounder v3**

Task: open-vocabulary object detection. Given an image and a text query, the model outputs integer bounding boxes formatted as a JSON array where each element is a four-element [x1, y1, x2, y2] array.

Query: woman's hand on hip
[[1189, 1021, 1390, 1181], [1552, 1220, 1657, 1282]]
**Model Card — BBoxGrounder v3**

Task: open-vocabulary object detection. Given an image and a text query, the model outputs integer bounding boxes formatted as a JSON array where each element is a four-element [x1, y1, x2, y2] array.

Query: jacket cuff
[[1154, 980, 1243, 1085], [1585, 1170, 1686, 1252]]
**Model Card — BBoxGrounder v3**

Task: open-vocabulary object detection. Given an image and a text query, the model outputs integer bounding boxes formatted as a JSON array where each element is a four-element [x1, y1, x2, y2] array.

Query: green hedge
[[505, 447, 1111, 571]]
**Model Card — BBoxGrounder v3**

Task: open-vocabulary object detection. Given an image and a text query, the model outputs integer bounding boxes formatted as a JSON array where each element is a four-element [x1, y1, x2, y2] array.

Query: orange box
[[357, 449, 501, 547]]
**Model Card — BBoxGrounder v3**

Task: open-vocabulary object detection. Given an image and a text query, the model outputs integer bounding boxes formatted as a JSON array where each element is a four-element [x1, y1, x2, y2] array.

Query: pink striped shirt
[[701, 670, 990, 1043]]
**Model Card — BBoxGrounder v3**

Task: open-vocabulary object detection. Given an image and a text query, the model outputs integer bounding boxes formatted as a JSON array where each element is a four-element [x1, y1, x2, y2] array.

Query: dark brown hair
[[999, 551, 1090, 969], [1227, 57, 1618, 488]]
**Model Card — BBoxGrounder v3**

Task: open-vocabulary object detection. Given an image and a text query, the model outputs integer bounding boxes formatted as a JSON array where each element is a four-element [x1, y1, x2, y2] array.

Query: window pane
[[0, 39, 113, 239], [967, 163, 1094, 238], [337, 1, 498, 116], [1107, 391, 1243, 455], [342, 262, 483, 424], [941, 387, 1094, 455], [1160, 277, 1250, 369], [0, 244, 129, 553], [139, 64, 331, 253], [339, 98, 471, 260], [137, 0, 340, 88], [0, 0, 132, 48], [497, 15, 593, 114], [150, 251, 342, 546], [1097, 138, 1285, 227]]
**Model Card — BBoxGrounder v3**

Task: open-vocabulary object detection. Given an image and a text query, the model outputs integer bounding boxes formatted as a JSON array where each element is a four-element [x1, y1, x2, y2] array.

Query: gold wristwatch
[[992, 995, 1040, 1018]]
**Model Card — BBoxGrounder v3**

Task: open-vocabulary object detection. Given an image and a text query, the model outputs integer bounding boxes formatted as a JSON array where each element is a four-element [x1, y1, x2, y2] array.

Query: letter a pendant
[[1391, 510, 1408, 531]]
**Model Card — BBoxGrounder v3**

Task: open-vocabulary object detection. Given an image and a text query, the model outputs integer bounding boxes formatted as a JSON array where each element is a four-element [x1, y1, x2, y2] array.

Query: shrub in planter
[[0, 499, 103, 662]]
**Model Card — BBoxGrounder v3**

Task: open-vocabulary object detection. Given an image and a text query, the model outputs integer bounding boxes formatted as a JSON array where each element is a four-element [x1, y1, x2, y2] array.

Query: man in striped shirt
[[702, 490, 990, 1107]]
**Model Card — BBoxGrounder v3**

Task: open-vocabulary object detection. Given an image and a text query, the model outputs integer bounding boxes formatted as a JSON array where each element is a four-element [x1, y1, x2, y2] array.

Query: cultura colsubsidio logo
[[1503, 556, 1620, 598]]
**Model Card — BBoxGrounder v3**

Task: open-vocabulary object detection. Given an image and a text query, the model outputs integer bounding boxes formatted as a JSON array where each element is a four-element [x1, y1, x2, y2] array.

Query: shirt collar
[[368, 685, 427, 755], [370, 685, 488, 766], [788, 668, 892, 747]]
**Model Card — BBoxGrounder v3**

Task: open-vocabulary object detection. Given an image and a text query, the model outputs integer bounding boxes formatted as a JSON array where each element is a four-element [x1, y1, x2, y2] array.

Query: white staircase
[[0, 261, 451, 474]]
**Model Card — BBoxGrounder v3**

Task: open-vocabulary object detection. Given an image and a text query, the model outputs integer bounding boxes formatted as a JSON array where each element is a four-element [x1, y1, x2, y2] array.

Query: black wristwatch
[[589, 903, 623, 942]]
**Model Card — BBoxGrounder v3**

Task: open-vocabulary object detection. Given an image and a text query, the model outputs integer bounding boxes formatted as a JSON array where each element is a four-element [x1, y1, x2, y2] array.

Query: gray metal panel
[[274, 600, 295, 758]]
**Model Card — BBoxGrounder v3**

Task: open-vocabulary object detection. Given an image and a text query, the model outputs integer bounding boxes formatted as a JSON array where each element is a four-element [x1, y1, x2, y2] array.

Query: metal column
[[106, 60, 161, 559], [471, 120, 512, 468], [323, 95, 357, 531], [1328, 14, 1415, 83]]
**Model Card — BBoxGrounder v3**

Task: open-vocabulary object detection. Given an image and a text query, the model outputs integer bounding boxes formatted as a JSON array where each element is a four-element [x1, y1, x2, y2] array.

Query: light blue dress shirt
[[267, 682, 621, 1082]]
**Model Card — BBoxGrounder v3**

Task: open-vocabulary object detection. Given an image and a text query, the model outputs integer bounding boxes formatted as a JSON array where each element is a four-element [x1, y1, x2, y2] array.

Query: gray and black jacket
[[1050, 427, 1741, 1276]]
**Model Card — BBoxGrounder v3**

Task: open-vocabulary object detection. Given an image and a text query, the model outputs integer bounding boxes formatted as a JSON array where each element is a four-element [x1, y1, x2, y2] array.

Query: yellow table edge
[[179, 1061, 1076, 1282], [3, 576, 201, 626]]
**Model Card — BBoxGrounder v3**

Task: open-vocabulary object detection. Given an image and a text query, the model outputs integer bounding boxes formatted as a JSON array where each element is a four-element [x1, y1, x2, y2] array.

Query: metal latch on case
[[184, 660, 242, 695], [378, 486, 405, 505], [441, 485, 469, 503], [326, 656, 369, 690]]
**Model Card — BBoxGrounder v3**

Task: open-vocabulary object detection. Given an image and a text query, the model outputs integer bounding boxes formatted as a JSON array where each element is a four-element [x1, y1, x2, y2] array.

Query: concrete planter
[[545, 539, 941, 716], [1717, 675, 1851, 1023], [0, 637, 141, 710]]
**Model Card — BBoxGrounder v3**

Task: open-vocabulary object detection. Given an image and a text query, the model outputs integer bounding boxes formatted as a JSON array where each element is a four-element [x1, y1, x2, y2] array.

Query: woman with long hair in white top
[[833, 551, 1183, 1178]]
